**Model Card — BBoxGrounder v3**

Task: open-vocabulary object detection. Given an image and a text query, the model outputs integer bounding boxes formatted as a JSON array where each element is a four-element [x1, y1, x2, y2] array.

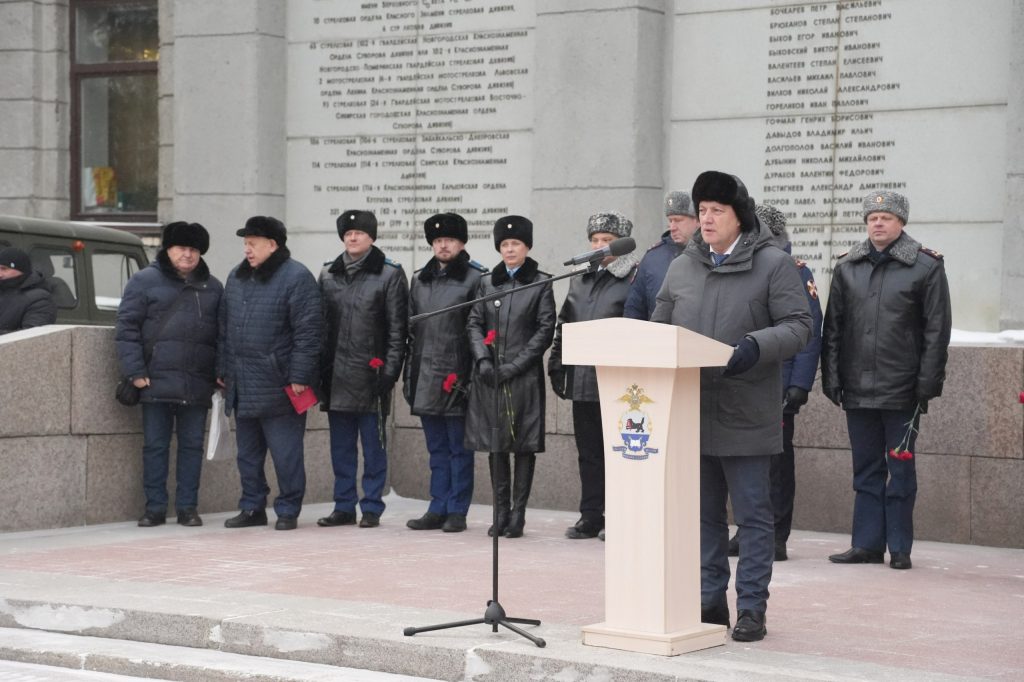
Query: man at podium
[[652, 171, 811, 642]]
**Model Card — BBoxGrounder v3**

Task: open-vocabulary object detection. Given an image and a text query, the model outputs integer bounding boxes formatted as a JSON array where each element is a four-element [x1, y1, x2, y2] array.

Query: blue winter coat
[[623, 231, 684, 320], [115, 250, 223, 407], [218, 247, 322, 418], [781, 251, 823, 410]]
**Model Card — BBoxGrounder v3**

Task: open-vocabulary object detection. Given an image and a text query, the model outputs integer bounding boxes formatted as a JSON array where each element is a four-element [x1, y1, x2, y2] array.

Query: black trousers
[[770, 412, 796, 542], [572, 400, 605, 522]]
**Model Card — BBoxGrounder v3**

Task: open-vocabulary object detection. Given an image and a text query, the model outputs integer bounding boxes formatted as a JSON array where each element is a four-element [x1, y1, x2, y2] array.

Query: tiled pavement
[[0, 495, 1022, 681]]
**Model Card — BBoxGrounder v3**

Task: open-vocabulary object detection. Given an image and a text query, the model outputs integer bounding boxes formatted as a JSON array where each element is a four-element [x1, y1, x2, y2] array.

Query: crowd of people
[[78, 169, 949, 645]]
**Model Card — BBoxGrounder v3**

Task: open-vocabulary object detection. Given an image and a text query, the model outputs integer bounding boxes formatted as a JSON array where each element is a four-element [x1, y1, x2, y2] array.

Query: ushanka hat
[[755, 204, 788, 240], [586, 212, 633, 239], [664, 191, 696, 217], [691, 171, 758, 233], [424, 212, 468, 244], [337, 210, 378, 241], [862, 191, 909, 224], [162, 221, 210, 255], [0, 247, 30, 274], [236, 215, 287, 246], [493, 215, 532, 250]]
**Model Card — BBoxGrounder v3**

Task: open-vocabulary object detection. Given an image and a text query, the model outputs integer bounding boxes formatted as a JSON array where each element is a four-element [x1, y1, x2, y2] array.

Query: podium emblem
[[613, 384, 659, 460]]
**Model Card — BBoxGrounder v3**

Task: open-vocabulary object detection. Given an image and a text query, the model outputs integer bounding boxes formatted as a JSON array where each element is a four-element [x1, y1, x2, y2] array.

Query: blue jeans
[[846, 408, 919, 554], [235, 412, 307, 518], [328, 412, 388, 516], [420, 415, 474, 516], [700, 454, 774, 613], [141, 402, 208, 512]]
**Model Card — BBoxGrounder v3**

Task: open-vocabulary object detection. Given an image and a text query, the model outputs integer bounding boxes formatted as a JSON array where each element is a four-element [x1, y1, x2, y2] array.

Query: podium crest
[[613, 384, 659, 460]]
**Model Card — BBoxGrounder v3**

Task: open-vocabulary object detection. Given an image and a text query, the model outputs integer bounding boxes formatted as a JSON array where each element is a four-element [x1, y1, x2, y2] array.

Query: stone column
[[168, 0, 287, 279], [1001, 0, 1024, 330]]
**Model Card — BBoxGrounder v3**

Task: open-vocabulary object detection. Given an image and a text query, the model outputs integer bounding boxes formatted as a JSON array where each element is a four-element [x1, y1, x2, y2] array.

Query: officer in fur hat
[[549, 212, 640, 540], [404, 213, 488, 533], [652, 171, 812, 642], [464, 216, 555, 538], [822, 191, 951, 571], [116, 221, 223, 528]]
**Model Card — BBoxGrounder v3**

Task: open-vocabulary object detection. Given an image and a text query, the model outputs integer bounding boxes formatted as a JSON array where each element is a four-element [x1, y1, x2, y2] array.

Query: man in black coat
[[317, 210, 409, 530], [218, 217, 323, 531], [0, 247, 56, 334], [549, 212, 640, 540], [116, 222, 222, 528], [403, 213, 488, 533], [822, 191, 951, 570]]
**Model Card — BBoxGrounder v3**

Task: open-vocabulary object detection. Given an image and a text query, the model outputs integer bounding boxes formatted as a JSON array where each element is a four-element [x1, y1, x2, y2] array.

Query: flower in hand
[[443, 373, 468, 395], [369, 357, 384, 370], [888, 404, 921, 461], [483, 329, 497, 346]]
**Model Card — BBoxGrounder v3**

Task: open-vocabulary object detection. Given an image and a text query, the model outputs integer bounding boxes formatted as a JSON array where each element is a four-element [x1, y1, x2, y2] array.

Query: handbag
[[115, 376, 141, 406], [205, 392, 235, 460]]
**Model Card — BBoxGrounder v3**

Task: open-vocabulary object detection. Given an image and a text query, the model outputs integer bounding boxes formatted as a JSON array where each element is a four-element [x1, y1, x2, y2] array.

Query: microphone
[[562, 237, 636, 266]]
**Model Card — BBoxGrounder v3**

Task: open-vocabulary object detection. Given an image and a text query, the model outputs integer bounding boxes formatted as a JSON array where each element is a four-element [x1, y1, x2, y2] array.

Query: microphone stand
[[403, 260, 601, 648]]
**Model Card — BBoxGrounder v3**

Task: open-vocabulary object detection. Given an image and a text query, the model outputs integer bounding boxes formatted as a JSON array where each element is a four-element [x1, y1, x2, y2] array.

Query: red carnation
[[1019, 391, 1024, 404], [888, 448, 913, 461], [443, 373, 458, 394], [483, 330, 497, 346], [369, 357, 384, 369]]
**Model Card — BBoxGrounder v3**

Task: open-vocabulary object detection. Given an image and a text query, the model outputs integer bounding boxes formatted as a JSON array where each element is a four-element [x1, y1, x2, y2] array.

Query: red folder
[[284, 385, 318, 414]]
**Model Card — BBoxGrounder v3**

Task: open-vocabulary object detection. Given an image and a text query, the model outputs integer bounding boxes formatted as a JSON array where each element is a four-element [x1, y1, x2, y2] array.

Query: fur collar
[[605, 251, 640, 279], [236, 245, 291, 282], [844, 231, 921, 266], [418, 250, 470, 283], [491, 256, 539, 286], [156, 248, 211, 282], [328, 244, 386, 276]]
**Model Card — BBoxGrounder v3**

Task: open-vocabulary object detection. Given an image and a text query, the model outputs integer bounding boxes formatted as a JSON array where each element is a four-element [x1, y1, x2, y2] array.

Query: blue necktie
[[711, 252, 729, 267]]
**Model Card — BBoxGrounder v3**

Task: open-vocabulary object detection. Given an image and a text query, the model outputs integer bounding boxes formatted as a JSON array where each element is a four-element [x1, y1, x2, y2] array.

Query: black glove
[[784, 386, 809, 412], [375, 374, 396, 396], [476, 358, 495, 387], [824, 386, 842, 407], [497, 363, 516, 384], [722, 336, 760, 377], [550, 370, 568, 400], [916, 395, 930, 415]]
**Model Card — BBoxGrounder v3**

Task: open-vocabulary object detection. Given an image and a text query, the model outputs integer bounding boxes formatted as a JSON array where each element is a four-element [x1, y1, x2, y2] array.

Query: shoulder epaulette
[[468, 259, 488, 272], [836, 251, 849, 260], [323, 261, 334, 267], [793, 258, 807, 268], [538, 270, 552, 278], [384, 257, 402, 268], [919, 247, 943, 260], [646, 240, 664, 252]]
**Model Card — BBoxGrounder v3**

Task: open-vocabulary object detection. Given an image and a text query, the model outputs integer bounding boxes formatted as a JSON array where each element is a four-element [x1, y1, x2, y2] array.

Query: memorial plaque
[[286, 1, 536, 271], [671, 0, 1012, 328]]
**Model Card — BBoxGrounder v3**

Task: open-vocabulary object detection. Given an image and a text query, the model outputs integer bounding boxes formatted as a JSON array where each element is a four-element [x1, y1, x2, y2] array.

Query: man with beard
[[404, 213, 488, 533]]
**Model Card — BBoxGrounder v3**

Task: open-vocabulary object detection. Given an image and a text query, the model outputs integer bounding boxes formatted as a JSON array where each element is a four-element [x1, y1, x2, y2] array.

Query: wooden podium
[[562, 317, 734, 656]]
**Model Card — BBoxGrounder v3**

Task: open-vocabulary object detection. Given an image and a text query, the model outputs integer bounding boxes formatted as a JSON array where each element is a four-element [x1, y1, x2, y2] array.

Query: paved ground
[[0, 494, 1021, 681]]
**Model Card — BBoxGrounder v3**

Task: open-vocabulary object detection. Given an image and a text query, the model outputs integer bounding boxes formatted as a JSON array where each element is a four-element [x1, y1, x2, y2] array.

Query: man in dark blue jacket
[[116, 222, 222, 528], [218, 216, 322, 531]]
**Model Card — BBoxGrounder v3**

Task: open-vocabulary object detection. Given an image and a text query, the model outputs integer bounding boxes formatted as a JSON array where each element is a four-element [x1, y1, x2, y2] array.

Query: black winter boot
[[504, 452, 536, 538], [488, 452, 512, 537]]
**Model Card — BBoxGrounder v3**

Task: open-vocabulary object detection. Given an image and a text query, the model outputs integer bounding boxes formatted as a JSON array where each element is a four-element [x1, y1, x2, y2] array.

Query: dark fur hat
[[337, 210, 378, 241], [0, 246, 30, 274], [236, 215, 287, 246], [691, 171, 758, 233], [162, 221, 209, 255], [492, 215, 533, 251], [424, 212, 468, 244]]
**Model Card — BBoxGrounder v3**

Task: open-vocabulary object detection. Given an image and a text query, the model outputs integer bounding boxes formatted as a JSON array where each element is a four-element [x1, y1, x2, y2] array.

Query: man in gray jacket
[[652, 171, 811, 642]]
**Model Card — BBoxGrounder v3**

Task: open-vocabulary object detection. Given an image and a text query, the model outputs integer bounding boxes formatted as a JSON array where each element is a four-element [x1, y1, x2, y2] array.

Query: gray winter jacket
[[651, 221, 812, 457], [320, 245, 409, 414], [404, 251, 488, 416], [548, 252, 640, 402]]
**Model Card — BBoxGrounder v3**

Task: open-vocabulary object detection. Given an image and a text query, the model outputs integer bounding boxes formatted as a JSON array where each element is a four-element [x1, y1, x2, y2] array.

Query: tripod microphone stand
[[403, 261, 601, 647]]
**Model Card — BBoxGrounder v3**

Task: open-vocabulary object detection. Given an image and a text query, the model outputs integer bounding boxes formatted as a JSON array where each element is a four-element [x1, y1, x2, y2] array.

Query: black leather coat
[[464, 257, 555, 453], [403, 251, 487, 416], [821, 231, 951, 410], [320, 245, 409, 413]]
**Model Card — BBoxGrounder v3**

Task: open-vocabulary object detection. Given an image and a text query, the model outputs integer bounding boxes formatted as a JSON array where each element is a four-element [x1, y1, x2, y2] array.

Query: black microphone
[[562, 237, 636, 266]]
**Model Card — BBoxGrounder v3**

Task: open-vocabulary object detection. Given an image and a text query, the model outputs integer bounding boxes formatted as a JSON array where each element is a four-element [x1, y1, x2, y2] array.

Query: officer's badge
[[612, 384, 658, 460], [806, 279, 818, 299]]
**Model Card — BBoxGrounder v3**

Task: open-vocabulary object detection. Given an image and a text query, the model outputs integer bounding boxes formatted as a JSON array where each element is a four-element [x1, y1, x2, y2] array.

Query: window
[[92, 249, 144, 310], [29, 248, 79, 309], [70, 1, 158, 223]]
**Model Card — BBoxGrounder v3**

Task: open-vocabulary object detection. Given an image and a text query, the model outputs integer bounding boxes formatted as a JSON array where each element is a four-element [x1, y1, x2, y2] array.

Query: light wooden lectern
[[562, 317, 734, 656]]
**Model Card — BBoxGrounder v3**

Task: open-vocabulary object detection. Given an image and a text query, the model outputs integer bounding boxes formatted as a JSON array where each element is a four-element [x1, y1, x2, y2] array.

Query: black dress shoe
[[829, 547, 884, 564], [598, 528, 605, 542], [774, 540, 788, 561], [406, 512, 445, 530], [727, 533, 739, 556], [701, 602, 730, 628], [565, 518, 603, 539], [732, 610, 767, 642], [442, 514, 467, 533], [890, 552, 912, 569], [317, 510, 356, 527], [359, 512, 380, 528], [138, 511, 166, 527], [176, 508, 202, 527], [275, 516, 297, 531], [224, 509, 268, 528]]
